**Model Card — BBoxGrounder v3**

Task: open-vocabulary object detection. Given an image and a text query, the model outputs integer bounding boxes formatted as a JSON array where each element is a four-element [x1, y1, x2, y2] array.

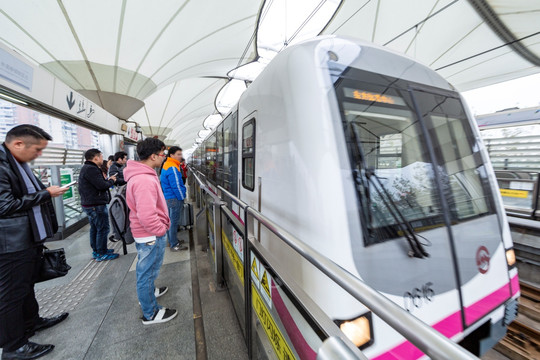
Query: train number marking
[[403, 282, 435, 312]]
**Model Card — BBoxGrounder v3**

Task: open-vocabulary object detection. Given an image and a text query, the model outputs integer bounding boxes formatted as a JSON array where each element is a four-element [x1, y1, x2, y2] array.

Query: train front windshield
[[335, 68, 495, 246]]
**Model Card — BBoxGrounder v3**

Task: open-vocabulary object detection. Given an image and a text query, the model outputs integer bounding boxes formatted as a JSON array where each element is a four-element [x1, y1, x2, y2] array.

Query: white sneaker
[[154, 286, 168, 298], [141, 308, 177, 325]]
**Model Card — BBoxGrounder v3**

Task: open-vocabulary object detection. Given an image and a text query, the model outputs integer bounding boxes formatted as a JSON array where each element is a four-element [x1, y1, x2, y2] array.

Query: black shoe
[[1, 342, 54, 359], [33, 313, 69, 332]]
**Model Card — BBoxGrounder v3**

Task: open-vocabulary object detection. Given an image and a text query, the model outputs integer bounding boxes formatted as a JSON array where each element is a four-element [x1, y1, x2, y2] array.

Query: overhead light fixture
[[198, 129, 211, 138], [203, 114, 222, 130], [0, 93, 28, 106]]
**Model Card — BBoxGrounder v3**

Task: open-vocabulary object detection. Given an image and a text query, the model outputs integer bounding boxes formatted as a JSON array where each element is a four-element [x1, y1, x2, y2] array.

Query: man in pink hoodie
[[123, 138, 177, 325]]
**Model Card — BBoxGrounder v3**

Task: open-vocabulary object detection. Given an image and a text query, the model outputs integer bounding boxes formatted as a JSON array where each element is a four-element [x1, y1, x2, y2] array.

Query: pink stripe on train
[[373, 278, 515, 360]]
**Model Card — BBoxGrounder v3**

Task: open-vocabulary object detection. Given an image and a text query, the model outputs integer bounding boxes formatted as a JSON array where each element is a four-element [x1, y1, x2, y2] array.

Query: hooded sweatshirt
[[124, 160, 170, 241]]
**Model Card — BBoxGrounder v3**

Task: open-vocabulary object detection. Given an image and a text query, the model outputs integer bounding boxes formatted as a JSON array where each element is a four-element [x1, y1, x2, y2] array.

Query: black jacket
[[78, 161, 114, 206], [0, 144, 58, 254], [108, 162, 126, 186]]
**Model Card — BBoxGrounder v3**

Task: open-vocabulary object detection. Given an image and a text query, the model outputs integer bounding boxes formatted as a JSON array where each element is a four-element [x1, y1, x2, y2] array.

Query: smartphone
[[61, 180, 77, 189], [108, 173, 118, 179]]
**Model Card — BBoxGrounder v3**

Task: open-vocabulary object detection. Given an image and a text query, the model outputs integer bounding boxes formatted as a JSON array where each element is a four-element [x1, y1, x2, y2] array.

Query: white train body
[[191, 36, 519, 359]]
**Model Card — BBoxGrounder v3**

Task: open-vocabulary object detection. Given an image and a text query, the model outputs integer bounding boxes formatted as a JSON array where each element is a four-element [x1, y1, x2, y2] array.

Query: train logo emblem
[[476, 246, 490, 274]]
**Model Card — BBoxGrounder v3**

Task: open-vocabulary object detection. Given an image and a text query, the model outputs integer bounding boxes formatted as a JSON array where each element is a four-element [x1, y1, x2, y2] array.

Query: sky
[[462, 73, 540, 116]]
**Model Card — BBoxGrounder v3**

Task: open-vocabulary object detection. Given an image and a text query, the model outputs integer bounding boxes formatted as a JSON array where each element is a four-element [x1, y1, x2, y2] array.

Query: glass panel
[[206, 133, 217, 182], [243, 157, 254, 190], [216, 124, 224, 186], [223, 112, 238, 196], [416, 93, 494, 222], [242, 120, 255, 190], [335, 71, 444, 246]]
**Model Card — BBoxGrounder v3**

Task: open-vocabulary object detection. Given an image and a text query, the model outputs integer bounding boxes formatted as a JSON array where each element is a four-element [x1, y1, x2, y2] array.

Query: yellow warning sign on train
[[252, 284, 297, 360], [252, 258, 259, 279], [261, 271, 271, 298], [251, 254, 261, 290], [222, 230, 244, 284], [500, 189, 528, 198]]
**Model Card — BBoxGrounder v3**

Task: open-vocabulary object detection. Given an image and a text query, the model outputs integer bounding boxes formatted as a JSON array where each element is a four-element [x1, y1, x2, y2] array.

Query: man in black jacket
[[108, 151, 127, 186], [78, 149, 119, 261], [0, 125, 69, 360]]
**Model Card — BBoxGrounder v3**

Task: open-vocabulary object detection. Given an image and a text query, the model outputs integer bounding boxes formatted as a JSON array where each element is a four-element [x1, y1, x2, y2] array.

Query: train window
[[413, 92, 495, 222], [242, 119, 255, 191], [206, 132, 217, 183], [336, 70, 446, 246], [335, 68, 496, 247], [216, 123, 224, 186], [223, 112, 238, 196]]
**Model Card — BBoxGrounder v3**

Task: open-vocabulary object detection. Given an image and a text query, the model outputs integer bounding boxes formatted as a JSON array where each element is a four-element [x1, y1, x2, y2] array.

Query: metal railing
[[494, 170, 540, 219], [190, 168, 479, 360], [31, 164, 86, 238]]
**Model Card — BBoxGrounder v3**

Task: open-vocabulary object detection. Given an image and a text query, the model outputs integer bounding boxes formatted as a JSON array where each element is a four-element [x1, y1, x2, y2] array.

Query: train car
[[189, 36, 520, 359]]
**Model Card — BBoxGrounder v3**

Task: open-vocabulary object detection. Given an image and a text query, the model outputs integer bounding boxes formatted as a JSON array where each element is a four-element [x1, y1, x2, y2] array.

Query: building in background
[[0, 99, 99, 150]]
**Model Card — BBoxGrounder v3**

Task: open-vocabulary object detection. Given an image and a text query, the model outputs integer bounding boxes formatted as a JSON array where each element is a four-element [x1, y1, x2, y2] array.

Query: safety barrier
[[30, 164, 86, 239], [189, 169, 479, 360], [494, 170, 540, 219]]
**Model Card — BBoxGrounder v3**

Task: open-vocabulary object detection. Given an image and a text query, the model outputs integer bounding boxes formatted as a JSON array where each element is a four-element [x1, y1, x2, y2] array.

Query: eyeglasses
[[156, 153, 166, 157]]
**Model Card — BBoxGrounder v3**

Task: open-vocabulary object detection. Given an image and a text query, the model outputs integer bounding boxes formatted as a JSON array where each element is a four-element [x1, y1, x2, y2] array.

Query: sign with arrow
[[66, 91, 75, 109]]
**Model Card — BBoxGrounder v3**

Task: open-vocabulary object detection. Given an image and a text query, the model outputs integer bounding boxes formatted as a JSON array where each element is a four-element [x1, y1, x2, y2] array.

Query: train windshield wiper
[[348, 122, 429, 259], [364, 170, 430, 259]]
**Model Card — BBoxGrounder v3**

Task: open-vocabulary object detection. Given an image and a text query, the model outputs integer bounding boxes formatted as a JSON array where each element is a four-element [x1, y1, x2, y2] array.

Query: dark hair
[[101, 160, 109, 174], [84, 148, 102, 161], [5, 124, 52, 144], [136, 138, 165, 160], [108, 155, 114, 162], [114, 151, 128, 162], [167, 146, 182, 157]]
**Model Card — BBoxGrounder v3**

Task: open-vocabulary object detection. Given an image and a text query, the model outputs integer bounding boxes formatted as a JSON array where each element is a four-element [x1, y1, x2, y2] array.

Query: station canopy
[[1, 0, 539, 154]]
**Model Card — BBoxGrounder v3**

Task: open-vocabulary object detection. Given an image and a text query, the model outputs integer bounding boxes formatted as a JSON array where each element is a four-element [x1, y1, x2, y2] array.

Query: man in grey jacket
[[0, 125, 69, 359]]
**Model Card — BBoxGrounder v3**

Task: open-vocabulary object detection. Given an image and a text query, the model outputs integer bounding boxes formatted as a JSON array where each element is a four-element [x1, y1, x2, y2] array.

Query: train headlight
[[506, 248, 516, 267], [336, 312, 373, 349]]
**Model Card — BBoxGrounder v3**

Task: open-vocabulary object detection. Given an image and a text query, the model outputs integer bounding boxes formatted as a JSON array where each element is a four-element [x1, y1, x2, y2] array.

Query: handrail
[[217, 185, 248, 210], [188, 170, 478, 359], [243, 207, 478, 360]]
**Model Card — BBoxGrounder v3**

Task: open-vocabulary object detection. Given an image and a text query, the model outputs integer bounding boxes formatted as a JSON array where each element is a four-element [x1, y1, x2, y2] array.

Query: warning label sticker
[[252, 284, 297, 360], [222, 230, 244, 284], [251, 253, 260, 290], [260, 268, 272, 308]]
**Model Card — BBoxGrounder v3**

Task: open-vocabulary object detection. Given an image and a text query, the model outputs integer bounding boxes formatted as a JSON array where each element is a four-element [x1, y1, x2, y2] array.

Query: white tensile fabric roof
[[0, 0, 539, 153]]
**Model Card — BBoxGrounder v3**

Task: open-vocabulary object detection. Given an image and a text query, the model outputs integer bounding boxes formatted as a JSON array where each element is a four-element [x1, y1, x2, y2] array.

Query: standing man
[[160, 146, 187, 251], [124, 138, 177, 325], [108, 151, 127, 186], [78, 149, 119, 261], [0, 125, 69, 359]]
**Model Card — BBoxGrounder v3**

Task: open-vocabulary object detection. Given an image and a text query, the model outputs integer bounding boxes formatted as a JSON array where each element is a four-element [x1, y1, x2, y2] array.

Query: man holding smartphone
[[78, 149, 118, 261], [108, 151, 127, 186], [0, 125, 69, 359]]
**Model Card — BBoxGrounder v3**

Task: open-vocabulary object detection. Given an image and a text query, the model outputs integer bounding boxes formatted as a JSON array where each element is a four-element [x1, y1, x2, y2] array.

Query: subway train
[[189, 36, 520, 359]]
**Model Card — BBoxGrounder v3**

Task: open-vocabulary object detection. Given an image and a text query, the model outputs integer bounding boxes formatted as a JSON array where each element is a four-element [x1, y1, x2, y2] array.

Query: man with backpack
[[79, 149, 119, 261], [124, 138, 177, 325]]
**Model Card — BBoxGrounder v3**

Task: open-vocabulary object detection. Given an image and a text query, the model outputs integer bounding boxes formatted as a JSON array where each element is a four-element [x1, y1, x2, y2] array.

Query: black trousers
[[0, 247, 41, 351]]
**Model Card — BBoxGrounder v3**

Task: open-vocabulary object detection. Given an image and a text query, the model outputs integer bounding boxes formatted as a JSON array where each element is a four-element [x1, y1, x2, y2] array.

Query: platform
[[0, 223, 248, 360]]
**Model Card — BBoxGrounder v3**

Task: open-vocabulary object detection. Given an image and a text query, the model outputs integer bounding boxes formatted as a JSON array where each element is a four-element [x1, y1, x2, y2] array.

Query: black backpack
[[109, 185, 134, 245]]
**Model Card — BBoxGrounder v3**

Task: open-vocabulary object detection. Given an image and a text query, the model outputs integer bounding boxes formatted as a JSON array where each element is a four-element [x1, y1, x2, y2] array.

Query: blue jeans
[[135, 235, 166, 319], [166, 198, 184, 248], [83, 205, 110, 255]]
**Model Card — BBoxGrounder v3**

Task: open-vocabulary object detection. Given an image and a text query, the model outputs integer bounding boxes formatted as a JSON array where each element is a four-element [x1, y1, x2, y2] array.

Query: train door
[[410, 87, 512, 329], [239, 115, 258, 213]]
